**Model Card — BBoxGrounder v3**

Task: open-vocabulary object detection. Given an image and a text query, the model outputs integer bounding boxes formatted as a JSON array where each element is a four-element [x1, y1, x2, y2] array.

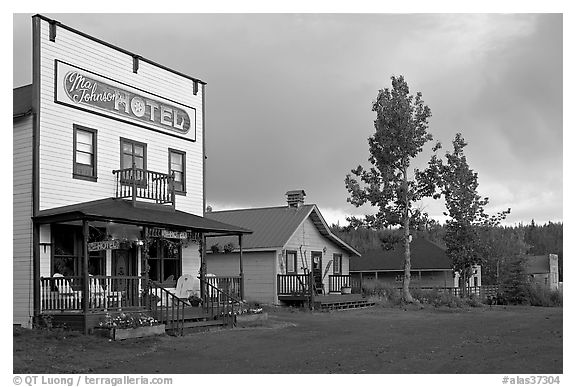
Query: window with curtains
[[286, 250, 298, 274], [147, 239, 182, 286], [73, 125, 97, 181], [169, 148, 186, 194], [333, 253, 342, 274], [120, 137, 146, 170]]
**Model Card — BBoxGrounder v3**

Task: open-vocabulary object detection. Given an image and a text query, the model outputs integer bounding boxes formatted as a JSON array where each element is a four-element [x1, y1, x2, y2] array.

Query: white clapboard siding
[[37, 18, 204, 215], [181, 242, 201, 293], [206, 251, 276, 304], [13, 115, 34, 328], [284, 216, 352, 292]]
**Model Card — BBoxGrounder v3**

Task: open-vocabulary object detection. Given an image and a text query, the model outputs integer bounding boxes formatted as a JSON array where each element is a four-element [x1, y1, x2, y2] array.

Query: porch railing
[[205, 276, 242, 300], [40, 275, 145, 312], [146, 280, 188, 335], [199, 277, 243, 328], [277, 274, 311, 296], [112, 165, 175, 206]]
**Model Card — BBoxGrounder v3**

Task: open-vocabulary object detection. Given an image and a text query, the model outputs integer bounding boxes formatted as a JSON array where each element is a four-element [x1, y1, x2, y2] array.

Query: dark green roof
[[350, 237, 452, 271]]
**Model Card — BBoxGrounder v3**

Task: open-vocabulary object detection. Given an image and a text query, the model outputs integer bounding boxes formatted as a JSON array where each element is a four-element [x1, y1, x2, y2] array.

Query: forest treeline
[[330, 220, 563, 284]]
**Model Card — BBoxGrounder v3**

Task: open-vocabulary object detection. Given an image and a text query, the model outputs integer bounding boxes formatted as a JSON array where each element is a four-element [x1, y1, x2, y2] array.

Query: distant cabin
[[350, 237, 481, 288], [205, 190, 361, 305], [524, 254, 559, 291]]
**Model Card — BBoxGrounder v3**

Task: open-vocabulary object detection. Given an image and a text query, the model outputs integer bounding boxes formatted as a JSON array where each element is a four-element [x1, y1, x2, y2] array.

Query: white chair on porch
[[53, 273, 82, 309], [89, 275, 123, 309], [174, 274, 195, 305]]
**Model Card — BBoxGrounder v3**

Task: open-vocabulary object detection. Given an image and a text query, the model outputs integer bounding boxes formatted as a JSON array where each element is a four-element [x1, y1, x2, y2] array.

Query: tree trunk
[[460, 267, 468, 298], [402, 217, 413, 302], [402, 163, 413, 303]]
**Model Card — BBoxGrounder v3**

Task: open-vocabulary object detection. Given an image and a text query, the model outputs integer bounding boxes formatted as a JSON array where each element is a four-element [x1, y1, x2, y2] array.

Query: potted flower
[[188, 293, 203, 307], [341, 284, 352, 294], [97, 312, 165, 340]]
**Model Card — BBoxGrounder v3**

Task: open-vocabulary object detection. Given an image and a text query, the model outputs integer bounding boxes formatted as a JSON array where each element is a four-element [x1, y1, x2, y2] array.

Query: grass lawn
[[13, 304, 562, 374]]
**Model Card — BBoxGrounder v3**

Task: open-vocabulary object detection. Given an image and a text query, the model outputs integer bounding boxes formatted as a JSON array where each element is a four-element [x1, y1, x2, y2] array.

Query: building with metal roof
[[350, 237, 481, 288], [205, 190, 361, 304]]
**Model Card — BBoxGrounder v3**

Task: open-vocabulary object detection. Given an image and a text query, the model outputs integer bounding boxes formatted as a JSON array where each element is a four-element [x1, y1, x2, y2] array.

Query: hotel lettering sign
[[88, 240, 121, 252], [146, 228, 200, 240], [55, 61, 196, 141]]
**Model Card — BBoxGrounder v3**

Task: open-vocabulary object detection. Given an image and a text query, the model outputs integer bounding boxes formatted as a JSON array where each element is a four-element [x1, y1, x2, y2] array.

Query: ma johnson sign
[[55, 61, 197, 141]]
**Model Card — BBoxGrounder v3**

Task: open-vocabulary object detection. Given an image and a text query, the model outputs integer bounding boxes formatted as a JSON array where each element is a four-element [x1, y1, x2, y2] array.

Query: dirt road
[[14, 305, 562, 374]]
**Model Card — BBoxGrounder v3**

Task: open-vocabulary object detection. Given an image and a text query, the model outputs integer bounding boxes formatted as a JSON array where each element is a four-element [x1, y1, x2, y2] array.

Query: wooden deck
[[314, 293, 375, 310], [278, 293, 376, 310]]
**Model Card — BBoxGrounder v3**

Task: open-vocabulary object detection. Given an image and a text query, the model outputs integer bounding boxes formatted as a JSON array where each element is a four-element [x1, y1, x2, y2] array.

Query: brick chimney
[[286, 190, 306, 208]]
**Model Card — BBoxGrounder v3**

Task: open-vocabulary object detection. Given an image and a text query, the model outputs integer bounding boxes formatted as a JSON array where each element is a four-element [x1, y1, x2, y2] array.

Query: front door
[[312, 252, 323, 294], [112, 247, 137, 303]]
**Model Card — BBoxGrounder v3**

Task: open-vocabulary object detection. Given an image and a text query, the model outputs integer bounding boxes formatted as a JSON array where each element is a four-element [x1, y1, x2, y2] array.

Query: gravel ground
[[13, 304, 562, 374]]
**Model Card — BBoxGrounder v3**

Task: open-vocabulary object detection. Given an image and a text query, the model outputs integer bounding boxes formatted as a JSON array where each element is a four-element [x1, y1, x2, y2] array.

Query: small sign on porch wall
[[88, 240, 121, 252]]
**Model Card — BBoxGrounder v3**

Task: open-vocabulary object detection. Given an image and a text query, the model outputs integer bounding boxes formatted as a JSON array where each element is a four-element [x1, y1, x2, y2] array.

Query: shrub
[[362, 280, 402, 306], [527, 284, 563, 307]]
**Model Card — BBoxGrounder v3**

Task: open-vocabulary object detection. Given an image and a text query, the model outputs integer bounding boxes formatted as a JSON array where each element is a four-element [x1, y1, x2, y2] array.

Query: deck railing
[[40, 275, 145, 312], [328, 274, 350, 293], [392, 285, 499, 299], [205, 276, 242, 300], [277, 274, 311, 296], [112, 165, 175, 206]]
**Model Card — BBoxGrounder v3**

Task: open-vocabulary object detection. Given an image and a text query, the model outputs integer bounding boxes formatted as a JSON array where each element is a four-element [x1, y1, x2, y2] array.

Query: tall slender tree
[[345, 75, 435, 302], [421, 133, 510, 294]]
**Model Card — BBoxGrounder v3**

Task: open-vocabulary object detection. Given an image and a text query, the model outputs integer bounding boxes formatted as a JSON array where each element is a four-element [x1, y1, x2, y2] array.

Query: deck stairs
[[315, 294, 375, 311]]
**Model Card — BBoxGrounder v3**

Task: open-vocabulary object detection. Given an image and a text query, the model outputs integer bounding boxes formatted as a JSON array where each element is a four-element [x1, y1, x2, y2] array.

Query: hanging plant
[[223, 242, 235, 253]]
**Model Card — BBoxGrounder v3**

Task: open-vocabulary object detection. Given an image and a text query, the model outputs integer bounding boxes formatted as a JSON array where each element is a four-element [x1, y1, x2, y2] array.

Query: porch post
[[32, 222, 40, 321], [200, 233, 206, 300], [82, 220, 89, 334], [239, 234, 244, 300]]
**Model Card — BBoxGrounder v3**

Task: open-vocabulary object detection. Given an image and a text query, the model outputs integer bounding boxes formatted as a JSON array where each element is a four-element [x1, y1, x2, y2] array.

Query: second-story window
[[169, 149, 186, 194], [121, 138, 147, 170], [73, 125, 97, 181]]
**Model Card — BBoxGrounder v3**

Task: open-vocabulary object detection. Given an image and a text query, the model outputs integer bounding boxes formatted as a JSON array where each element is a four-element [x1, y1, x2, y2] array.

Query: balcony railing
[[112, 165, 175, 206]]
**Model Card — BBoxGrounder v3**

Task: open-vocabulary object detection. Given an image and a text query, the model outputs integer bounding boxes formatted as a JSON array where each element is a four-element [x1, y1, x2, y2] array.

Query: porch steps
[[165, 318, 226, 335], [315, 294, 376, 311], [153, 305, 231, 335], [317, 299, 376, 311]]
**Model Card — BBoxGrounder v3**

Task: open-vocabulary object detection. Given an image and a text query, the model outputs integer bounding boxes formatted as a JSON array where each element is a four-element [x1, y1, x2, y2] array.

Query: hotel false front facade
[[13, 15, 250, 331]]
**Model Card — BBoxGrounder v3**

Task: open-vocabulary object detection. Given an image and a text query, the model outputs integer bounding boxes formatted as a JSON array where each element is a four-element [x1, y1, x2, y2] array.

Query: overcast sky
[[12, 13, 564, 226]]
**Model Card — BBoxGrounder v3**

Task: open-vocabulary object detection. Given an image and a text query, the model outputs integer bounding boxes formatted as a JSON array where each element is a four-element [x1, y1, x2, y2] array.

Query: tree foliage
[[420, 133, 510, 292], [345, 75, 435, 302]]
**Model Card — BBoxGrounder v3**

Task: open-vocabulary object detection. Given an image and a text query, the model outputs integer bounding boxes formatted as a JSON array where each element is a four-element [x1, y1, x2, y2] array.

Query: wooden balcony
[[112, 165, 175, 207]]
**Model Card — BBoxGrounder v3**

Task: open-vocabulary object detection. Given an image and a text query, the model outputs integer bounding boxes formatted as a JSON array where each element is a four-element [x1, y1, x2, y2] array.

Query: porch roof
[[33, 198, 252, 235]]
